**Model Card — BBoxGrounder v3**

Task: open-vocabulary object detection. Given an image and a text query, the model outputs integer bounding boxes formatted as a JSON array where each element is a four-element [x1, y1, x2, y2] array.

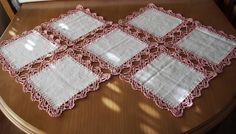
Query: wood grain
[[0, 0, 236, 134], [0, 0, 15, 20]]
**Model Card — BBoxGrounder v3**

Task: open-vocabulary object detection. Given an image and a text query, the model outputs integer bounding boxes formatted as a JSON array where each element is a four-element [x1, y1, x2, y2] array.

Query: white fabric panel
[[29, 55, 99, 109], [0, 31, 57, 70], [177, 27, 236, 64], [51, 11, 104, 41], [129, 9, 183, 37], [133, 53, 205, 107], [85, 29, 148, 67]]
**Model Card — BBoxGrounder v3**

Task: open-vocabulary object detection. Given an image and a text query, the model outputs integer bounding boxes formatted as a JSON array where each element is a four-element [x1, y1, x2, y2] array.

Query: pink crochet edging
[[119, 42, 217, 117], [162, 20, 236, 73], [0, 4, 112, 117], [15, 49, 111, 117], [73, 23, 159, 75], [119, 2, 236, 73], [195, 22, 236, 73], [118, 3, 236, 117], [0, 26, 68, 78], [41, 4, 113, 44], [71, 24, 118, 74], [1, 2, 235, 118], [118, 3, 190, 40], [0, 31, 34, 77]]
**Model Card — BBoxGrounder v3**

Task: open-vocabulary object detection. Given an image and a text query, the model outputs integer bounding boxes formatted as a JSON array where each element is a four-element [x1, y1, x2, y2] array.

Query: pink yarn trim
[[118, 37, 217, 117], [73, 24, 158, 75], [118, 3, 189, 40], [162, 21, 236, 73], [0, 4, 112, 117], [15, 49, 110, 117], [41, 4, 112, 44], [118, 3, 236, 117], [0, 26, 67, 77], [1, 3, 235, 117]]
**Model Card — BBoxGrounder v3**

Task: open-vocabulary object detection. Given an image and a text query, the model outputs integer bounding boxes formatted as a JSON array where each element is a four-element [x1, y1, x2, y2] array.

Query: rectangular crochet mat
[[118, 3, 236, 117], [0, 3, 235, 117], [0, 5, 111, 117]]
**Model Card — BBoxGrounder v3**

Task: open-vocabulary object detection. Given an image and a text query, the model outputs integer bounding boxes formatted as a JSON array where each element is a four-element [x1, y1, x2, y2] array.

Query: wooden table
[[0, 0, 236, 133]]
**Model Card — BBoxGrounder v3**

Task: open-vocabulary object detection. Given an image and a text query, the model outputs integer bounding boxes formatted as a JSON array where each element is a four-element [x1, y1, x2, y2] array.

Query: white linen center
[[133, 53, 205, 107], [177, 27, 236, 64], [28, 55, 99, 109], [0, 31, 57, 70], [51, 11, 104, 41], [129, 8, 183, 37], [85, 29, 148, 67]]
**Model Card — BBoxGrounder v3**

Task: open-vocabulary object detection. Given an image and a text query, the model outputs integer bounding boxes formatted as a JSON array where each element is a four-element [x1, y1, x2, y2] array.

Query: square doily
[[1, 3, 236, 118], [51, 11, 104, 41], [129, 8, 183, 37], [29, 55, 99, 109], [84, 28, 148, 67], [177, 27, 236, 64], [133, 53, 205, 107], [0, 31, 57, 70], [17, 50, 111, 117]]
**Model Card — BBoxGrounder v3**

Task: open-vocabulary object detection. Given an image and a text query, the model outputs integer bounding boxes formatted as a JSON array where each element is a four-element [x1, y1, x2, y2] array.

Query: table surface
[[0, 0, 236, 134]]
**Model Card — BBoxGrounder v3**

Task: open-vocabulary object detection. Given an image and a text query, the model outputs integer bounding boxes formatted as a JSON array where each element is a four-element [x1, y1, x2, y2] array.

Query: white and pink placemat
[[0, 3, 236, 117]]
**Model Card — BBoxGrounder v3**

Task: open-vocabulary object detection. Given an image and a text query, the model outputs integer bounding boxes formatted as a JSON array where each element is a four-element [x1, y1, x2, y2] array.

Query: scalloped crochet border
[[118, 3, 235, 117], [15, 49, 110, 117]]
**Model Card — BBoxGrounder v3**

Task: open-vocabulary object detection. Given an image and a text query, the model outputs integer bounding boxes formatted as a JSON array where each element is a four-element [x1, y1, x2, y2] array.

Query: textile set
[[0, 3, 235, 117]]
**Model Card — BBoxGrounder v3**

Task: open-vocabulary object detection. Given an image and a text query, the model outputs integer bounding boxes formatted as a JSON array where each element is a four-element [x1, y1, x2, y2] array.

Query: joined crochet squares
[[0, 3, 235, 117]]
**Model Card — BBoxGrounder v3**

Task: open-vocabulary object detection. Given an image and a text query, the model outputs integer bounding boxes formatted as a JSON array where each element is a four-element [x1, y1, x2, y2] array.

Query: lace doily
[[0, 3, 235, 117], [119, 3, 190, 39], [40, 4, 112, 44], [163, 21, 236, 73], [0, 26, 67, 77], [15, 49, 110, 117], [72, 24, 157, 75], [0, 5, 112, 117], [118, 3, 235, 117]]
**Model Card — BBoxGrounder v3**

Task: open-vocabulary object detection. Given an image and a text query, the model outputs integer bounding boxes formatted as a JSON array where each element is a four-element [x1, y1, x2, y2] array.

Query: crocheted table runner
[[118, 3, 236, 117], [0, 3, 235, 117], [0, 5, 111, 117]]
